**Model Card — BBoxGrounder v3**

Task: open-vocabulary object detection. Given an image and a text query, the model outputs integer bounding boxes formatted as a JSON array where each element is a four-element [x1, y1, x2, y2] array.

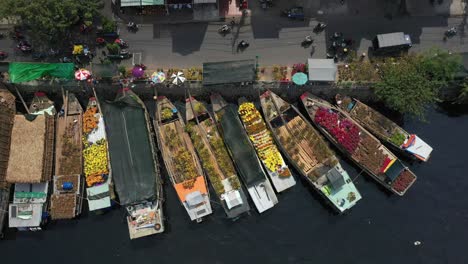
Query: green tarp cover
[[203, 60, 256, 85], [101, 92, 157, 205], [9, 63, 74, 83], [218, 105, 265, 185]]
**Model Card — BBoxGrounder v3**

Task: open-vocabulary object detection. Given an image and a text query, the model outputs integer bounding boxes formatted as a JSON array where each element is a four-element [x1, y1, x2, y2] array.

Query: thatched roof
[[6, 115, 46, 183]]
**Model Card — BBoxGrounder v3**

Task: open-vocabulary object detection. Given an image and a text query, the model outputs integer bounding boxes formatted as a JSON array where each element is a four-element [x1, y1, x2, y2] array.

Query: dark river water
[[1, 102, 467, 264]]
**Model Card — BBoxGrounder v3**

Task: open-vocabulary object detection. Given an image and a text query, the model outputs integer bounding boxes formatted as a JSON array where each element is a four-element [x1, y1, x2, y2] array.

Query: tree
[[419, 48, 462, 87], [455, 81, 468, 104], [0, 0, 103, 44], [374, 55, 439, 120]]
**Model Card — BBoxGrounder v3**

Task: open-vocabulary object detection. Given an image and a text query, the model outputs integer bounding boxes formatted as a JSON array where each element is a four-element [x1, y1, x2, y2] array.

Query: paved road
[[1, 0, 467, 69], [117, 14, 468, 68]]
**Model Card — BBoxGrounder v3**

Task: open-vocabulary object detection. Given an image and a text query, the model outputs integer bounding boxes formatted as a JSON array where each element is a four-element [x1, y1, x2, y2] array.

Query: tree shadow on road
[[167, 23, 209, 56]]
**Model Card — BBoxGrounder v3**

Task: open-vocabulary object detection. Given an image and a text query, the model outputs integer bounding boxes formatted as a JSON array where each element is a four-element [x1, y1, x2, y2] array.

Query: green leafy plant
[[390, 132, 406, 146], [106, 43, 120, 55]]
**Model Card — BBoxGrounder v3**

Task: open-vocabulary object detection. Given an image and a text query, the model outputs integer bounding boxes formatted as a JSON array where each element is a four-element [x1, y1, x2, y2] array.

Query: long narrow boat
[[211, 94, 278, 213], [50, 92, 85, 220], [185, 96, 250, 219], [301, 92, 417, 196], [82, 95, 112, 212], [238, 98, 296, 193], [155, 96, 212, 222], [260, 91, 361, 212], [102, 88, 164, 239], [7, 92, 55, 231], [0, 88, 16, 237], [335, 94, 433, 162]]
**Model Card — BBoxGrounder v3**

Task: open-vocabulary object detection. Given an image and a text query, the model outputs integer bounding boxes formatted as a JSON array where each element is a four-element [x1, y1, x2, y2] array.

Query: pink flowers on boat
[[314, 107, 360, 154]]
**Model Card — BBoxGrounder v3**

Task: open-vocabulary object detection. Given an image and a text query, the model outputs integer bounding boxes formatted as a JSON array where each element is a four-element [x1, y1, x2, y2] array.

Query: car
[[282, 7, 304, 20]]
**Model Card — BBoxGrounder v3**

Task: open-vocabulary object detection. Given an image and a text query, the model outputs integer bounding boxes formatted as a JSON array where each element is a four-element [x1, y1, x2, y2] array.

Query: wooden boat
[[50, 92, 85, 220], [6, 91, 55, 231], [238, 98, 296, 193], [335, 94, 433, 162], [185, 96, 250, 219], [301, 92, 417, 196], [260, 91, 361, 212], [155, 96, 212, 222], [211, 94, 278, 213], [0, 87, 16, 237], [82, 93, 112, 212], [102, 88, 164, 239]]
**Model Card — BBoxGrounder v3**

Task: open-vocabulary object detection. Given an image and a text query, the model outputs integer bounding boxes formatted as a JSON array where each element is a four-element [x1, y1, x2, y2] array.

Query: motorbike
[[445, 27, 457, 38], [0, 33, 5, 39], [313, 22, 327, 33], [60, 56, 72, 63], [0, 51, 8, 60], [10, 30, 24, 40], [114, 38, 129, 48], [127, 22, 138, 32], [96, 37, 106, 46], [301, 36, 313, 47], [218, 25, 231, 34], [32, 52, 47, 60], [17, 41, 32, 52], [238, 40, 249, 50]]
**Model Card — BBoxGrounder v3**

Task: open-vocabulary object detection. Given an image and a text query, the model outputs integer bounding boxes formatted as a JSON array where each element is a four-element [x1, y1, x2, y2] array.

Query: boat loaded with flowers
[[185, 96, 250, 219], [82, 96, 112, 212], [260, 91, 361, 212], [155, 96, 212, 222], [301, 92, 417, 196], [238, 99, 296, 192], [211, 94, 278, 213], [335, 94, 433, 162]]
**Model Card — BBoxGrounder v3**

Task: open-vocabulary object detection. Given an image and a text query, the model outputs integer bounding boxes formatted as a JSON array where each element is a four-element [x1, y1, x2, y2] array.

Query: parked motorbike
[[114, 38, 129, 48], [10, 30, 24, 40], [17, 41, 32, 52], [0, 51, 8, 60], [60, 56, 72, 63], [0, 33, 5, 39], [96, 37, 106, 46], [32, 52, 47, 60]]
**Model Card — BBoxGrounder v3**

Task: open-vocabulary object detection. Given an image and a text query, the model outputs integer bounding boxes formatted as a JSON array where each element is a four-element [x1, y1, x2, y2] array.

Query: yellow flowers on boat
[[239, 102, 286, 174], [83, 139, 109, 187]]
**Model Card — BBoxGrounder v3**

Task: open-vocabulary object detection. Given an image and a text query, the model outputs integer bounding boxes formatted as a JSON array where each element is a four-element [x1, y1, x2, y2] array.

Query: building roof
[[203, 60, 256, 85], [6, 115, 46, 183], [326, 167, 345, 190], [86, 184, 111, 211], [120, 0, 164, 7], [8, 203, 43, 228], [307, 59, 337, 81], [376, 32, 409, 48], [174, 176, 208, 202]]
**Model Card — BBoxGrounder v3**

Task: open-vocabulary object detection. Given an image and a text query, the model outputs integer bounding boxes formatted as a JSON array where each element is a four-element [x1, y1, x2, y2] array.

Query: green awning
[[9, 63, 74, 83], [120, 0, 164, 7]]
